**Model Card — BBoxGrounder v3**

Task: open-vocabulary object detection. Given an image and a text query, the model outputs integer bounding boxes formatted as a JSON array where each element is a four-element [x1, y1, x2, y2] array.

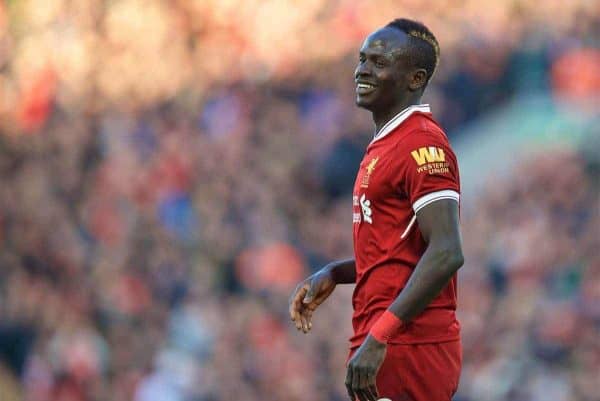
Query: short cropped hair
[[386, 18, 440, 83]]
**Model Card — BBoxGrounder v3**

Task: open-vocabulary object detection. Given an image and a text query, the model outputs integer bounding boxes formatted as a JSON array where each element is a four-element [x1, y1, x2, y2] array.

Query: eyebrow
[[359, 49, 405, 59]]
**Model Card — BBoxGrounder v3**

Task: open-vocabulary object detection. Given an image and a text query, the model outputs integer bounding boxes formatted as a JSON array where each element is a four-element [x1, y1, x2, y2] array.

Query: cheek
[[377, 74, 401, 94], [400, 71, 415, 87], [384, 73, 408, 92]]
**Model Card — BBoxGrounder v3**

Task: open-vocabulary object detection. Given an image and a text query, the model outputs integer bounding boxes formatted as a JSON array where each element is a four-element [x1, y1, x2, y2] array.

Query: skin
[[289, 26, 464, 401], [354, 27, 429, 132]]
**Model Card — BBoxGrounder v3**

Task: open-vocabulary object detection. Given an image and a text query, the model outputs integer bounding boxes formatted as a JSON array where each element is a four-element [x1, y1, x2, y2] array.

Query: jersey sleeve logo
[[410, 146, 450, 175], [411, 147, 445, 165]]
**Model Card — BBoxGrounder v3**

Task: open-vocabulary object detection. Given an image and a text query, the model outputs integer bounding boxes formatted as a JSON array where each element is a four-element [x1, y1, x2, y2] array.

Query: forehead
[[359, 27, 409, 55]]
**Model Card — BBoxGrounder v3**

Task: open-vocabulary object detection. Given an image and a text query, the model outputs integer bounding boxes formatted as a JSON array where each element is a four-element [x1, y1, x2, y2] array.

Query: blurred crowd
[[0, 1, 599, 401]]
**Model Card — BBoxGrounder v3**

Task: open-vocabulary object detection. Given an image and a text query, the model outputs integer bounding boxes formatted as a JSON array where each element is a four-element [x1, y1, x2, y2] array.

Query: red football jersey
[[350, 104, 461, 348]]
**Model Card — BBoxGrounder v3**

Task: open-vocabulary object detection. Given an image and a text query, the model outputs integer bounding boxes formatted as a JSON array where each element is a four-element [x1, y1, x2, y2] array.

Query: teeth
[[357, 83, 374, 89]]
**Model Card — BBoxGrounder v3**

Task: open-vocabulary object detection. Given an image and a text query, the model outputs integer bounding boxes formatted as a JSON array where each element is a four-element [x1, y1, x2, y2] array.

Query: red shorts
[[348, 340, 462, 401]]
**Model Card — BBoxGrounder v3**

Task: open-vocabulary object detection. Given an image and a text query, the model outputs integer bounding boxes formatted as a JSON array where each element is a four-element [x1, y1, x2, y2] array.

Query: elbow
[[437, 246, 464, 274], [451, 248, 464, 271]]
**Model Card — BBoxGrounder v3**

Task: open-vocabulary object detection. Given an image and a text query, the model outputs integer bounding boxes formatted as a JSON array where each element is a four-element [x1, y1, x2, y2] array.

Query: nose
[[355, 61, 371, 80]]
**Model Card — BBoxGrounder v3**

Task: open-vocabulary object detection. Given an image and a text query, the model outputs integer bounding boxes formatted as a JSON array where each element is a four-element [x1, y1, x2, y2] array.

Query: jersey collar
[[371, 104, 431, 144]]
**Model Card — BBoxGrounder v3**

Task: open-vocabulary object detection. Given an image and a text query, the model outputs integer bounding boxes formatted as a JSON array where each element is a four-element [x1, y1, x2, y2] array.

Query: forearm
[[388, 246, 463, 322], [323, 258, 356, 284]]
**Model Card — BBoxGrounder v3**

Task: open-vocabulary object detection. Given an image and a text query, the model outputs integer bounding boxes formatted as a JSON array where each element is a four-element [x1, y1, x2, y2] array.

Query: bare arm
[[345, 199, 463, 401], [324, 257, 356, 284], [289, 258, 356, 333], [388, 198, 463, 321]]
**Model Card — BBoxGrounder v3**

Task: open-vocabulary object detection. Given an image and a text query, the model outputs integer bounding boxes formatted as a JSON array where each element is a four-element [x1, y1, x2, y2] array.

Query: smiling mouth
[[356, 83, 376, 95]]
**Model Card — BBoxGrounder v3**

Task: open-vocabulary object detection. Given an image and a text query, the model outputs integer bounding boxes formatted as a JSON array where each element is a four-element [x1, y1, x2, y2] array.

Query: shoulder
[[394, 127, 455, 162], [390, 116, 459, 174], [379, 112, 455, 162], [403, 113, 450, 147]]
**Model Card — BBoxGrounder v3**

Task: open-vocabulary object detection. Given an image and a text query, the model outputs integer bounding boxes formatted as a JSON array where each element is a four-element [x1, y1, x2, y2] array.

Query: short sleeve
[[399, 132, 460, 213]]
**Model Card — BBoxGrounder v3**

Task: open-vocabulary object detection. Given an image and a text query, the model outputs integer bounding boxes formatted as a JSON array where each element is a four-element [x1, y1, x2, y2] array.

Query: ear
[[408, 68, 428, 91]]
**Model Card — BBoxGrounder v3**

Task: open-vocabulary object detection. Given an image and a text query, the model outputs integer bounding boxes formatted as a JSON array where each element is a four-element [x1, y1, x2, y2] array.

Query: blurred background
[[0, 1, 598, 400]]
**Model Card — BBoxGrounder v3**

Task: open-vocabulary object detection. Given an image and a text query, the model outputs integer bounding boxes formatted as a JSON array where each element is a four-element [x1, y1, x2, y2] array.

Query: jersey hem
[[349, 334, 460, 350]]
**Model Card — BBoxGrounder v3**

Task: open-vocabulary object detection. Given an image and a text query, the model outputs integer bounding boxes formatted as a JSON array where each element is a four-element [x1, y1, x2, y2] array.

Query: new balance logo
[[411, 146, 445, 166], [360, 194, 372, 224]]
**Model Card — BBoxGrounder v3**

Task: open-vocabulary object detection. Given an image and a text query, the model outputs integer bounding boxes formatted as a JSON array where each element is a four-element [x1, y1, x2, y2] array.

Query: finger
[[298, 308, 312, 333], [289, 286, 299, 321], [352, 369, 369, 401], [293, 301, 305, 330], [300, 314, 309, 333], [345, 366, 354, 401], [368, 378, 379, 401], [292, 285, 308, 315], [301, 317, 312, 333], [358, 370, 373, 401], [351, 366, 359, 395], [300, 307, 314, 329], [363, 371, 378, 401], [289, 285, 308, 321], [357, 369, 371, 401], [289, 288, 299, 321]]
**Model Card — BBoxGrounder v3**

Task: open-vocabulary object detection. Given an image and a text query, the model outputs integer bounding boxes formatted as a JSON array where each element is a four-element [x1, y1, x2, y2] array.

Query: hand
[[289, 269, 336, 333], [345, 335, 386, 401]]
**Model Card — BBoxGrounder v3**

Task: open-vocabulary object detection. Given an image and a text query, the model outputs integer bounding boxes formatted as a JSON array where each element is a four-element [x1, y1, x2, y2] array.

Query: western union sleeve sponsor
[[411, 147, 445, 166]]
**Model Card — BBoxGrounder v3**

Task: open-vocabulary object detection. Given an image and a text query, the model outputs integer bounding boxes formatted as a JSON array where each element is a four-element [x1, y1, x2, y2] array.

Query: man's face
[[354, 28, 414, 111]]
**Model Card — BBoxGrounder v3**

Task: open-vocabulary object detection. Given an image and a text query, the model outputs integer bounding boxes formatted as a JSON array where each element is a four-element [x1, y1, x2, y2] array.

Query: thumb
[[303, 282, 316, 304]]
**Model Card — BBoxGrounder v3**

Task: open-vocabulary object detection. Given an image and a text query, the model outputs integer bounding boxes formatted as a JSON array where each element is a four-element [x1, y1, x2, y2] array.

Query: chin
[[356, 96, 376, 110]]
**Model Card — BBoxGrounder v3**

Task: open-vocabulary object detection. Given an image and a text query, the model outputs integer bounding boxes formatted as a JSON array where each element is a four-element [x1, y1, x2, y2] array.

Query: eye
[[375, 59, 386, 68], [359, 54, 366, 63]]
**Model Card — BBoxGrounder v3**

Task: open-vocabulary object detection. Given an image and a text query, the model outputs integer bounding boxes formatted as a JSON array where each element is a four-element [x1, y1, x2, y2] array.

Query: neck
[[373, 94, 423, 133]]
